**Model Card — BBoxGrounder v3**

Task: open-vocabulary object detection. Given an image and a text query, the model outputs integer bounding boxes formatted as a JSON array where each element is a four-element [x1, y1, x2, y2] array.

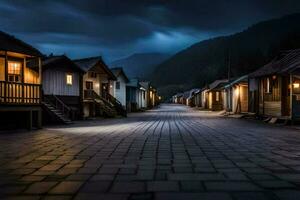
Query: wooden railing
[[102, 91, 127, 117], [0, 81, 41, 105], [84, 89, 127, 117], [44, 95, 71, 119]]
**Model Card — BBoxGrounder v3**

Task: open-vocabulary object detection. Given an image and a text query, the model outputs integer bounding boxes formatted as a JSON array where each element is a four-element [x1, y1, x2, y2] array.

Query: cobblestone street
[[1, 104, 300, 200]]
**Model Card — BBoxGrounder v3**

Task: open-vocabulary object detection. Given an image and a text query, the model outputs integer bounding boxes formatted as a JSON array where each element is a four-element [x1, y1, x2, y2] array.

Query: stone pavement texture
[[1, 104, 300, 200]]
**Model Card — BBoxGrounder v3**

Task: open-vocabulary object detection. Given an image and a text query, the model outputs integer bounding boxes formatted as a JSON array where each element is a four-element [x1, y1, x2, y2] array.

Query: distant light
[[293, 83, 300, 89]]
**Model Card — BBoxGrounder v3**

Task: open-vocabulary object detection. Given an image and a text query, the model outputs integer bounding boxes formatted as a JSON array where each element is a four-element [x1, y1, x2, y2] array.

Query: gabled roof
[[224, 75, 248, 88], [139, 81, 150, 90], [249, 49, 300, 78], [184, 88, 201, 99], [0, 31, 42, 57], [208, 79, 229, 90], [74, 56, 116, 80], [174, 93, 183, 98], [43, 55, 84, 73], [110, 67, 129, 83], [127, 78, 141, 88]]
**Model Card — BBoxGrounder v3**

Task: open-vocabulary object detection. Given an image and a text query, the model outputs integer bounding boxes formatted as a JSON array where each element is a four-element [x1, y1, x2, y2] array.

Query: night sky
[[1, 0, 300, 62]]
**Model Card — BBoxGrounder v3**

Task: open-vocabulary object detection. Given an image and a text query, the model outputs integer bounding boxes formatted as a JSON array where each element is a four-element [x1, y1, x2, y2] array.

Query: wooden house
[[249, 49, 300, 121], [223, 75, 248, 114], [186, 88, 200, 107], [207, 79, 228, 111], [110, 67, 129, 107], [139, 81, 157, 109], [42, 55, 84, 123], [192, 88, 204, 107], [173, 93, 183, 104], [0, 31, 43, 130], [126, 78, 146, 112], [74, 56, 126, 118]]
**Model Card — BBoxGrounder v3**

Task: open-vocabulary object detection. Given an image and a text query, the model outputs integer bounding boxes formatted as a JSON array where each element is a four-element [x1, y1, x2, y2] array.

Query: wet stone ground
[[1, 104, 300, 200]]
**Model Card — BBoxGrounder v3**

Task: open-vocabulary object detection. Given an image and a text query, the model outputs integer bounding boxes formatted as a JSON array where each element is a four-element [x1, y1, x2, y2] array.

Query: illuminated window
[[66, 74, 73, 85], [8, 61, 21, 82], [216, 92, 220, 101]]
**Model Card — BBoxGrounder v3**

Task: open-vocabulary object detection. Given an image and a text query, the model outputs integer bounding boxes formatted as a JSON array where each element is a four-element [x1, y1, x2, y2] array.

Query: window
[[143, 91, 146, 99], [86, 81, 93, 90], [66, 74, 73, 85], [8, 61, 22, 82], [115, 81, 120, 90], [216, 91, 220, 101], [89, 72, 97, 78]]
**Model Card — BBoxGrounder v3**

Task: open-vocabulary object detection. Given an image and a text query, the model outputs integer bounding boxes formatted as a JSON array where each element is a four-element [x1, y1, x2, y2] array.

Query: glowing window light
[[66, 74, 73, 85], [293, 83, 300, 89], [8, 62, 21, 75]]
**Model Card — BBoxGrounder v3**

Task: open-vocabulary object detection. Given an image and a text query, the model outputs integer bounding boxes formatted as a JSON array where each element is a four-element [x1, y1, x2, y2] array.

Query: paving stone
[[180, 181, 204, 191], [155, 192, 233, 200], [256, 181, 296, 189], [79, 181, 111, 193], [24, 181, 57, 194], [110, 182, 145, 193], [274, 190, 300, 200], [49, 181, 83, 194], [3, 104, 300, 199], [205, 181, 262, 191], [147, 181, 179, 192]]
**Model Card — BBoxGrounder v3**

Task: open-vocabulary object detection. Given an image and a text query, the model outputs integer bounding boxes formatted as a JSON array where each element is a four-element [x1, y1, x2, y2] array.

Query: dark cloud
[[0, 0, 300, 61]]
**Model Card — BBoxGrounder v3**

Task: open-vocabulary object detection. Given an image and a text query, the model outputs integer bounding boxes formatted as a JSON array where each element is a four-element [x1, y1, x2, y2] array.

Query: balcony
[[0, 81, 41, 105]]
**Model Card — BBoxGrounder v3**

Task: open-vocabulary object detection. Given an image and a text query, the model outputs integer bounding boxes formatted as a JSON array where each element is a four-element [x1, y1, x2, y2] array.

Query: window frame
[[86, 81, 93, 90], [115, 81, 120, 90]]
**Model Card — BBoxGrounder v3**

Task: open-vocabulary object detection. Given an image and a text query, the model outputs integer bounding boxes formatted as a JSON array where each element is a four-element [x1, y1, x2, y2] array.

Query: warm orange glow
[[272, 75, 277, 80], [8, 62, 21, 75], [293, 83, 300, 89], [235, 87, 240, 97]]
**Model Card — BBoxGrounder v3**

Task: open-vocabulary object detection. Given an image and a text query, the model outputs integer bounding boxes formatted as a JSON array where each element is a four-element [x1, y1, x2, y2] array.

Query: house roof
[[74, 56, 116, 80], [110, 67, 129, 83], [249, 49, 300, 78], [0, 31, 42, 57], [186, 88, 201, 98], [224, 75, 248, 88], [127, 78, 141, 88], [208, 79, 229, 90], [174, 93, 183, 98], [139, 81, 150, 90], [43, 55, 84, 72]]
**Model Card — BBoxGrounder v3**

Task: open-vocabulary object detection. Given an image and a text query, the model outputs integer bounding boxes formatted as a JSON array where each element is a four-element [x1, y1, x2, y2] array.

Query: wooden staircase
[[84, 90, 127, 117], [42, 95, 73, 124]]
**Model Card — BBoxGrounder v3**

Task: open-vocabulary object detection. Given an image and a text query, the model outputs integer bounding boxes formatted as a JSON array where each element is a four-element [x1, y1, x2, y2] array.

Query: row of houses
[[173, 49, 300, 123], [0, 31, 159, 130]]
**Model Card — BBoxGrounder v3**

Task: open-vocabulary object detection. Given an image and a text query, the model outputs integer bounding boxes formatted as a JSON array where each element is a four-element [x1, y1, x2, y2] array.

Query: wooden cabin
[[42, 55, 84, 123], [126, 78, 146, 112], [192, 89, 203, 107], [74, 56, 126, 118], [207, 79, 228, 111], [249, 49, 300, 121], [110, 67, 129, 107], [139, 81, 157, 109], [186, 88, 200, 107], [0, 31, 43, 130], [173, 93, 183, 104], [223, 75, 248, 114]]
